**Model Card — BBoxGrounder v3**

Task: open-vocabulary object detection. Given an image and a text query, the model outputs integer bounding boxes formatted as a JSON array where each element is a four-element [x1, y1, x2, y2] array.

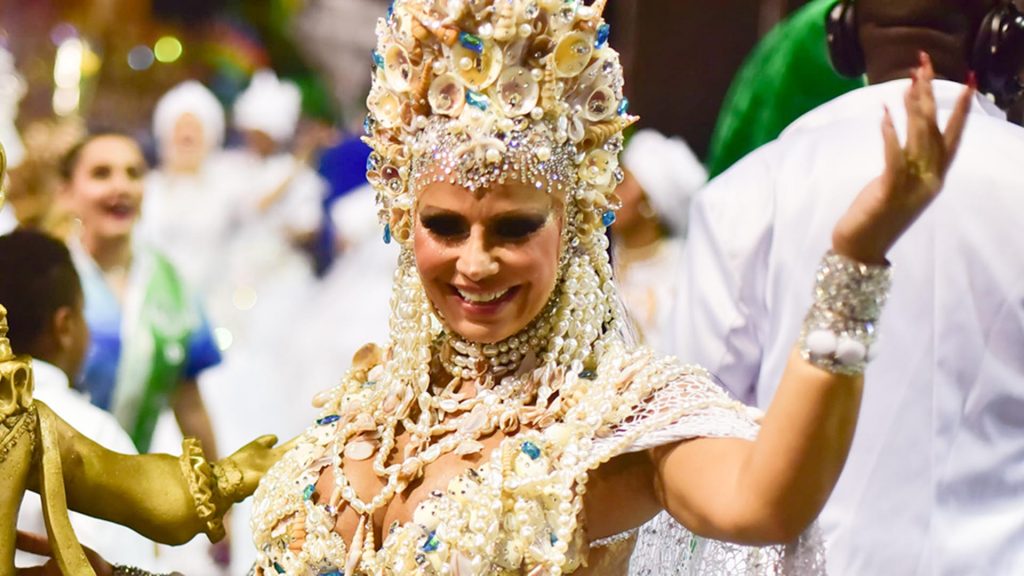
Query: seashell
[[446, 0, 468, 21], [312, 389, 335, 408], [553, 31, 594, 78], [495, 66, 540, 117], [499, 411, 521, 434], [413, 498, 444, 531], [568, 116, 585, 143], [493, 0, 518, 42], [371, 90, 402, 129], [583, 86, 616, 122], [579, 149, 616, 187], [428, 73, 467, 117], [451, 553, 477, 576], [344, 517, 365, 575], [344, 440, 376, 461], [590, 0, 610, 20], [454, 438, 485, 456], [447, 474, 476, 504], [461, 405, 488, 433], [528, 35, 556, 68], [351, 343, 384, 371], [580, 115, 637, 150], [410, 62, 434, 115], [540, 54, 560, 110], [383, 45, 413, 92], [451, 38, 503, 91]]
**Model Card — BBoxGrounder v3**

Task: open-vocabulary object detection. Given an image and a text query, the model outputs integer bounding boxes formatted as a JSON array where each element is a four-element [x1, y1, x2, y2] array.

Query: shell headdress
[[364, 0, 635, 244]]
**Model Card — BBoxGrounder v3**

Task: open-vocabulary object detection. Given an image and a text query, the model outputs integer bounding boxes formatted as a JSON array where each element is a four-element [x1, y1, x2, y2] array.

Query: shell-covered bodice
[[247, 340, 814, 576]]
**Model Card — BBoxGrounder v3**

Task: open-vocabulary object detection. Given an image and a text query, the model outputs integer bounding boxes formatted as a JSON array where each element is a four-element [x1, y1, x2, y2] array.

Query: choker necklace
[[438, 295, 559, 381]]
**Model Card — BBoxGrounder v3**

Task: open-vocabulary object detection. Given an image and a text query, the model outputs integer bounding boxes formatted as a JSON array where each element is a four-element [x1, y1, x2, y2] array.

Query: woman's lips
[[451, 285, 520, 316]]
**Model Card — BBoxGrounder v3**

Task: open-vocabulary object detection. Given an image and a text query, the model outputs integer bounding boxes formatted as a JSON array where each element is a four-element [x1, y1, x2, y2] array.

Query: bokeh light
[[154, 36, 183, 63], [127, 45, 155, 70]]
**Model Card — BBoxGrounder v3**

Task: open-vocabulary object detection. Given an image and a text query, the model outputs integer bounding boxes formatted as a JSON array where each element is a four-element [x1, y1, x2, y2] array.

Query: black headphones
[[826, 0, 1024, 108]]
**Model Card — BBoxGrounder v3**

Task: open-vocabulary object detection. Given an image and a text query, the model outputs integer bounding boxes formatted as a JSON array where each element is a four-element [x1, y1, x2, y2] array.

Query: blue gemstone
[[617, 97, 630, 116], [422, 531, 440, 552], [550, 532, 559, 545], [320, 571, 342, 576], [316, 414, 340, 426], [383, 224, 392, 245], [595, 23, 611, 48], [371, 50, 384, 70], [363, 115, 374, 136], [274, 562, 286, 574], [458, 32, 485, 54], [579, 369, 597, 380], [602, 210, 617, 227], [521, 441, 542, 460], [386, 1, 394, 20], [303, 484, 316, 501], [466, 89, 489, 111]]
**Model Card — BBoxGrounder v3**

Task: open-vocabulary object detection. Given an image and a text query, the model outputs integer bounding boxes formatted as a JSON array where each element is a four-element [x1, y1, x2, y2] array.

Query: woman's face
[[414, 180, 563, 344], [165, 113, 208, 173], [63, 135, 146, 242]]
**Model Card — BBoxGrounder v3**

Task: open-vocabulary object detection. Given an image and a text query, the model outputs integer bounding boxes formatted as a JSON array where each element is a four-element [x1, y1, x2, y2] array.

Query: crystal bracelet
[[799, 250, 892, 375]]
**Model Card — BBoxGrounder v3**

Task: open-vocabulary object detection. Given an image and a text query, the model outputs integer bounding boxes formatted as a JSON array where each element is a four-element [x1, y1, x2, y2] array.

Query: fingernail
[[918, 50, 929, 66], [967, 70, 978, 90]]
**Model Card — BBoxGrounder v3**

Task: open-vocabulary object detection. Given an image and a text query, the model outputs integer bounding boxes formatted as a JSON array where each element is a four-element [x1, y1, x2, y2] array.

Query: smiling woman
[[56, 132, 223, 459], [239, 1, 975, 575], [414, 180, 562, 344]]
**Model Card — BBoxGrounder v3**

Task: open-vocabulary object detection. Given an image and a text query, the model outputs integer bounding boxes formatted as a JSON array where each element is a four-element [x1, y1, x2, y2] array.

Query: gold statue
[[0, 140, 288, 575]]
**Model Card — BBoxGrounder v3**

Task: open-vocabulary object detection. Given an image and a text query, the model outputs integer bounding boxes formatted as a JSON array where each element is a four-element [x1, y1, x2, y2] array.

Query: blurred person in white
[[611, 129, 706, 353], [0, 229, 164, 573], [212, 70, 328, 574], [0, 46, 26, 234], [143, 80, 239, 301], [671, 0, 1024, 573]]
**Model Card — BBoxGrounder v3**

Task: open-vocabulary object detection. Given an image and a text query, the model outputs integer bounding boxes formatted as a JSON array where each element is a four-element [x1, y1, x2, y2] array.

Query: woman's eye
[[493, 216, 546, 239], [90, 166, 111, 179], [421, 214, 468, 238]]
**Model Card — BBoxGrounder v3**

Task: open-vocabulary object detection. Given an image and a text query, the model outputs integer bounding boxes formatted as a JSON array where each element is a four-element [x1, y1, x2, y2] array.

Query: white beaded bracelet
[[799, 251, 892, 375]]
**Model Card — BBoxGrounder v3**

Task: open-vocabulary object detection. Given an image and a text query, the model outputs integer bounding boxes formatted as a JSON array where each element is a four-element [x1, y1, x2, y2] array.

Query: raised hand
[[831, 52, 974, 264]]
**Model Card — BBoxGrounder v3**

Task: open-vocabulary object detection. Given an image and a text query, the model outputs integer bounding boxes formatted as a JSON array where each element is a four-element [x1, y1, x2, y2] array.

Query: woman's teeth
[[457, 288, 509, 303]]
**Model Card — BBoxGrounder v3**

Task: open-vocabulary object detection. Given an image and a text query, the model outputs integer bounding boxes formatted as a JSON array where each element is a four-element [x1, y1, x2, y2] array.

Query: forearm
[[43, 407, 210, 545], [734, 349, 862, 541], [173, 379, 218, 460]]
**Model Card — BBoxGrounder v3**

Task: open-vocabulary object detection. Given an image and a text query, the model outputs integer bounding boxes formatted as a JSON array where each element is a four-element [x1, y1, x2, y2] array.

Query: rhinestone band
[[799, 251, 892, 375]]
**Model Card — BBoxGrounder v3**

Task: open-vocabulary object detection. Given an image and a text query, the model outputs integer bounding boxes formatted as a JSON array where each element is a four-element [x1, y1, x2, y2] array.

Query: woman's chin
[[448, 322, 518, 345]]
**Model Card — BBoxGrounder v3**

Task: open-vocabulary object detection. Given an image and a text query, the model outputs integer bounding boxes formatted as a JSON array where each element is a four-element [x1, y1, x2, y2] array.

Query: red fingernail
[[918, 50, 929, 65], [967, 70, 978, 90]]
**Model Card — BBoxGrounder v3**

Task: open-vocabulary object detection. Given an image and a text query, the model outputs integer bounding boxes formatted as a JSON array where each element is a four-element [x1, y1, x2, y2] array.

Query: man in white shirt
[[0, 229, 163, 571], [672, 1, 1024, 574]]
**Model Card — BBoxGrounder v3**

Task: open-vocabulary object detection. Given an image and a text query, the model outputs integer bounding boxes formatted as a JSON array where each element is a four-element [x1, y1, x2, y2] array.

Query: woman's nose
[[456, 228, 499, 281]]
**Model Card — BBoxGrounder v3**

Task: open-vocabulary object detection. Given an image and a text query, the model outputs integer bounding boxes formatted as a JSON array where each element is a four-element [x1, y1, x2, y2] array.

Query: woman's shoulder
[[587, 345, 761, 454]]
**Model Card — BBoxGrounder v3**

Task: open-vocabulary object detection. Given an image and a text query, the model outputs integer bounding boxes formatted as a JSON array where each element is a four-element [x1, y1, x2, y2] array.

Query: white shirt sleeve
[[670, 144, 780, 405]]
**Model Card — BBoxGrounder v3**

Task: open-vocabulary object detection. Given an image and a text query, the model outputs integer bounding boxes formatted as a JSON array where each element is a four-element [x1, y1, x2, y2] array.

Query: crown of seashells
[[364, 0, 636, 244]]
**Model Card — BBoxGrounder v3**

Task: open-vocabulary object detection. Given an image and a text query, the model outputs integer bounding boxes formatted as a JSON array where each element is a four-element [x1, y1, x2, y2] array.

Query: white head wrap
[[0, 48, 26, 167], [153, 80, 226, 154], [621, 129, 707, 236], [233, 69, 302, 144]]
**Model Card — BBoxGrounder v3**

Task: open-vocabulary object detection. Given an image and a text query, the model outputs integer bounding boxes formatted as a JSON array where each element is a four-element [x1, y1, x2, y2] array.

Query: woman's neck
[[82, 232, 133, 272]]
